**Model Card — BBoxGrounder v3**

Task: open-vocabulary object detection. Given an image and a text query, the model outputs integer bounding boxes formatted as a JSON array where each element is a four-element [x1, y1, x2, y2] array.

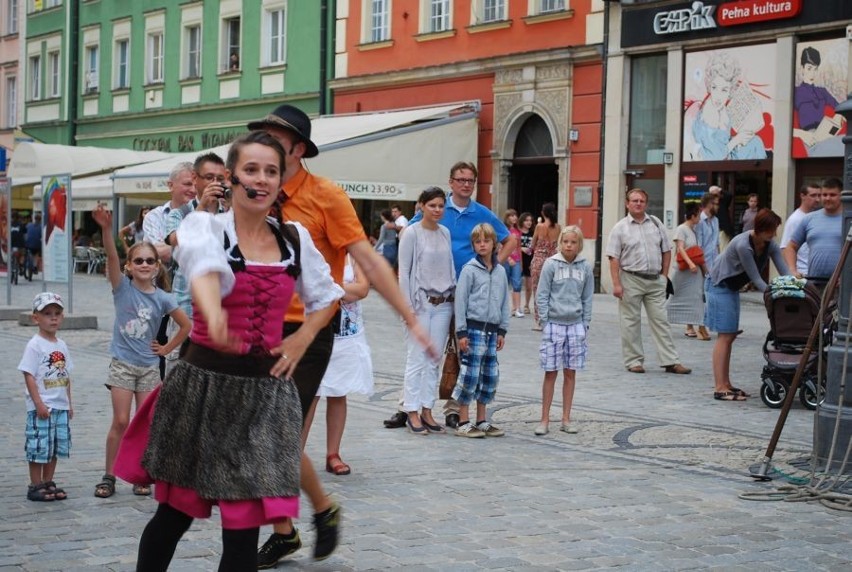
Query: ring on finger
[[281, 354, 288, 361]]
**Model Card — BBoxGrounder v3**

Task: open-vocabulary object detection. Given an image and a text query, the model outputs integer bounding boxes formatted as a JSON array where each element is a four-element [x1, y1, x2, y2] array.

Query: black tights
[[136, 503, 259, 571]]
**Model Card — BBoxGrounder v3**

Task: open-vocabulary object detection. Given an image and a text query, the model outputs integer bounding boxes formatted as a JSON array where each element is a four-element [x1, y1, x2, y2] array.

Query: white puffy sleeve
[[290, 222, 344, 314], [174, 211, 236, 297]]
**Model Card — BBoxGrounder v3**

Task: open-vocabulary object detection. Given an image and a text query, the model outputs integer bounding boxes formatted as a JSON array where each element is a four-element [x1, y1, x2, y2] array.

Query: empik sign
[[653, 0, 801, 36]]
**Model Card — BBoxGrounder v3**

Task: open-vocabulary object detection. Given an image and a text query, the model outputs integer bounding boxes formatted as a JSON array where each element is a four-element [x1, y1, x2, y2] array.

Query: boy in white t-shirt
[[18, 292, 74, 502]]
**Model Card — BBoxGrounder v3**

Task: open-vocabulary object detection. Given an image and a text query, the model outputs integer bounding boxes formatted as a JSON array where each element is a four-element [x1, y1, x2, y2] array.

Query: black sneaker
[[383, 411, 407, 429], [257, 530, 302, 569], [313, 502, 341, 561]]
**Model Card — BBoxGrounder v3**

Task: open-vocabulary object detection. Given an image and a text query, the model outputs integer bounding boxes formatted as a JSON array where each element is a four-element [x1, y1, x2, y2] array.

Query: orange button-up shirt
[[280, 169, 367, 322]]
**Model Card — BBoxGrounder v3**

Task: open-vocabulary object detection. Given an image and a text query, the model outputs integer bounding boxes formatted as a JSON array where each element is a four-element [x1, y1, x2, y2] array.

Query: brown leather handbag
[[439, 330, 460, 400], [676, 245, 705, 271]]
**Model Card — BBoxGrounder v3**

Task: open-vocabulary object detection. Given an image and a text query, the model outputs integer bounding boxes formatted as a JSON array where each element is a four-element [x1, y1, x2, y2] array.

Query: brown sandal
[[325, 454, 351, 475]]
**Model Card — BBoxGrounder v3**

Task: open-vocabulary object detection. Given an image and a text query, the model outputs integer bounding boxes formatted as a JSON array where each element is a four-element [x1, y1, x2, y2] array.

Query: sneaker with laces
[[476, 421, 505, 437], [454, 422, 486, 438], [313, 502, 341, 561], [513, 309, 525, 318], [257, 529, 302, 569]]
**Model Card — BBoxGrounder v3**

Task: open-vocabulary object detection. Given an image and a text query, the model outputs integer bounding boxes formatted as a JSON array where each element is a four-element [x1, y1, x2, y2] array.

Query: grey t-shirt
[[110, 277, 178, 367]]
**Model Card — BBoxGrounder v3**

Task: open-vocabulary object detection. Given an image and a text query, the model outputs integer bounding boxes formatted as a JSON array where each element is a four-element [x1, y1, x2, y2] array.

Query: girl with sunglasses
[[91, 205, 191, 499]]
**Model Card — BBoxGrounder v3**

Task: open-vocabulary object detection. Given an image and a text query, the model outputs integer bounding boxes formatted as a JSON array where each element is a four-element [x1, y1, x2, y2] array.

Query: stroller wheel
[[799, 378, 825, 411], [760, 379, 788, 409]]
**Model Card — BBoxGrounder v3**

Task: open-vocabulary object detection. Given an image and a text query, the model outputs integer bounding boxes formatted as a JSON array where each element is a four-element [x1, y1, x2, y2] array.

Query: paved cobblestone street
[[0, 274, 850, 571]]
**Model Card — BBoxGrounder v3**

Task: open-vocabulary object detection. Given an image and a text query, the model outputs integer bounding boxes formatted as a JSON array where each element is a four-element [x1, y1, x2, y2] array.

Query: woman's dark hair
[[541, 202, 557, 226], [135, 206, 151, 229], [226, 130, 288, 174], [418, 187, 446, 205], [519, 212, 533, 227], [684, 203, 701, 220], [801, 46, 821, 67], [753, 208, 782, 234], [380, 209, 392, 223]]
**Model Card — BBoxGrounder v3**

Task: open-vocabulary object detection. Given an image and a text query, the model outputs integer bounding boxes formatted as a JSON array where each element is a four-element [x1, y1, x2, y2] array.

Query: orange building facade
[[331, 0, 605, 244]]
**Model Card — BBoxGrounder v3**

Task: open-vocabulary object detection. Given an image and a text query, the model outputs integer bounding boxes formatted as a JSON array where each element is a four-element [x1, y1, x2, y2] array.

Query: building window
[[48, 50, 60, 97], [114, 38, 129, 89], [628, 54, 667, 165], [147, 32, 163, 83], [428, 0, 451, 32], [84, 45, 98, 93], [222, 16, 240, 72], [185, 25, 201, 78], [5, 75, 16, 128], [369, 0, 389, 42], [264, 7, 286, 66], [539, 0, 564, 13], [481, 0, 505, 22], [6, 0, 18, 34], [29, 55, 40, 100]]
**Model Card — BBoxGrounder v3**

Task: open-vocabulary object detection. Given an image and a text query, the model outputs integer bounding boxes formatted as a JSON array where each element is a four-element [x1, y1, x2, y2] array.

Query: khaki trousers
[[618, 271, 680, 369]]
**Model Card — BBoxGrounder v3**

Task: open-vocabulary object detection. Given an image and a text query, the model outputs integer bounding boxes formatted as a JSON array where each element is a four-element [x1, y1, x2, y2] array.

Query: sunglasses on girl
[[132, 257, 158, 266]]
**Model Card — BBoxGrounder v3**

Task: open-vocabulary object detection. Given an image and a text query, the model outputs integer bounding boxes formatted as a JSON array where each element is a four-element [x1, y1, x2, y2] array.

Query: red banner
[[718, 0, 802, 26]]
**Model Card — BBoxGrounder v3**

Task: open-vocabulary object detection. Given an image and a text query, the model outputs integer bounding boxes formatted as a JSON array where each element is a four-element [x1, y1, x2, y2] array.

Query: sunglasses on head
[[132, 257, 158, 266]]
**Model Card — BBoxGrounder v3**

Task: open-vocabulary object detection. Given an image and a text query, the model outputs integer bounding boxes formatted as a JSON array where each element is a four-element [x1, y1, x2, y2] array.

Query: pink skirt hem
[[154, 481, 299, 530]]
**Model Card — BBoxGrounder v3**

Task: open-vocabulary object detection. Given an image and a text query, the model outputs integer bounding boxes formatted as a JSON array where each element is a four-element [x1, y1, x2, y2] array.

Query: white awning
[[113, 103, 479, 198], [9, 142, 171, 186]]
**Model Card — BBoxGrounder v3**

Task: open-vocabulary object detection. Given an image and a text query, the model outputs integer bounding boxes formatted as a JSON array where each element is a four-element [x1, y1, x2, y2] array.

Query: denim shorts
[[503, 261, 522, 292], [704, 277, 740, 334]]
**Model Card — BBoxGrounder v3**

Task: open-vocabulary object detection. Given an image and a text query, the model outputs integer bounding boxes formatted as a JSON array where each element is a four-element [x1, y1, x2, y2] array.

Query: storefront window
[[628, 55, 667, 165]]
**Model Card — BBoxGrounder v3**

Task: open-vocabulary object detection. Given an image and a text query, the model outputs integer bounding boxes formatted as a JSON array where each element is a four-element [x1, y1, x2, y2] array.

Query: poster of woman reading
[[792, 38, 847, 159]]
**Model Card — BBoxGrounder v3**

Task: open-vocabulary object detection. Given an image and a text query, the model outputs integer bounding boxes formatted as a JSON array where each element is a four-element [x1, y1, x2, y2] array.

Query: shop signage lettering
[[132, 130, 242, 153], [653, 0, 800, 36], [717, 0, 801, 26], [340, 181, 405, 199], [653, 2, 716, 35]]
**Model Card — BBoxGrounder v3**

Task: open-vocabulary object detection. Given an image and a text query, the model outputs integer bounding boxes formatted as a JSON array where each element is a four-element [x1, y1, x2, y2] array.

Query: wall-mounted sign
[[339, 181, 421, 201], [622, 0, 850, 49]]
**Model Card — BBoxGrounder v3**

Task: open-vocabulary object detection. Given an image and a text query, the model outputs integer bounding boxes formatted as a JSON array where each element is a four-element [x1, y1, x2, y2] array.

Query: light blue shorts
[[25, 409, 71, 464], [704, 277, 740, 334]]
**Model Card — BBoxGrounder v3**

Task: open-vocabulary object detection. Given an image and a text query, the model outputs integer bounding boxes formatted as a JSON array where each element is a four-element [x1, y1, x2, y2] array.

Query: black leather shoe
[[383, 411, 407, 429], [445, 413, 460, 429]]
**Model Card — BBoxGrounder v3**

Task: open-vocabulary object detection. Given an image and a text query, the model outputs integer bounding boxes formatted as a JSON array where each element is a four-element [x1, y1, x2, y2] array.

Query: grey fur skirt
[[141, 347, 302, 501]]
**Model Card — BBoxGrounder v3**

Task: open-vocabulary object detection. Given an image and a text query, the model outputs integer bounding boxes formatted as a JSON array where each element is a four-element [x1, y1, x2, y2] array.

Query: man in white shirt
[[142, 162, 196, 263], [390, 204, 408, 232], [780, 183, 821, 275]]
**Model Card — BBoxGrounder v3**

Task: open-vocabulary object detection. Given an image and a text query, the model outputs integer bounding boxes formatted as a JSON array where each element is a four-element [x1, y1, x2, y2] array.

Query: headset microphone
[[230, 175, 259, 199]]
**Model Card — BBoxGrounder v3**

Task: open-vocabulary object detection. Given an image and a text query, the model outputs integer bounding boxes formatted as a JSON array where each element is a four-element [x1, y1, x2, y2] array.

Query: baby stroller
[[759, 278, 831, 410]]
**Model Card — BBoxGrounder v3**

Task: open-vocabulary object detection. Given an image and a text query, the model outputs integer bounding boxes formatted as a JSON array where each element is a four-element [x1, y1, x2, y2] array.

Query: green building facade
[[22, 0, 328, 151]]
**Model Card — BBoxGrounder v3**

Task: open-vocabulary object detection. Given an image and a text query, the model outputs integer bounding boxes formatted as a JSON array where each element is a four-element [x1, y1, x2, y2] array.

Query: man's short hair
[[194, 152, 225, 172], [800, 183, 820, 196], [169, 161, 195, 182], [747, 193, 758, 200], [449, 161, 477, 180], [708, 185, 722, 195], [390, 204, 401, 212], [822, 177, 842, 191], [700, 192, 717, 209], [625, 188, 647, 202]]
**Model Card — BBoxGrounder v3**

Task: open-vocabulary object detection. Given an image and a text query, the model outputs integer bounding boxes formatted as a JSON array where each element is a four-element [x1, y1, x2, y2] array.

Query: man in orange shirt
[[249, 105, 435, 566]]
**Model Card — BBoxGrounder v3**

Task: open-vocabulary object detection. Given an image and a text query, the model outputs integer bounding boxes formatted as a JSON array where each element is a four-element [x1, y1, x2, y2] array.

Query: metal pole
[[818, 96, 852, 473]]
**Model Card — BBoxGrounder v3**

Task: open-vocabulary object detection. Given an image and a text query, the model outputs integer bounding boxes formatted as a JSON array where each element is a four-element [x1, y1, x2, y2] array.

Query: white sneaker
[[513, 310, 525, 318], [534, 424, 549, 436], [476, 421, 505, 437], [560, 423, 578, 434], [455, 422, 486, 438]]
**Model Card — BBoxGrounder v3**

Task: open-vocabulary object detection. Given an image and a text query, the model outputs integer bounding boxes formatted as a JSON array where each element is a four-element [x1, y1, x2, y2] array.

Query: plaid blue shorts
[[25, 409, 71, 464], [451, 329, 500, 405], [539, 322, 587, 372]]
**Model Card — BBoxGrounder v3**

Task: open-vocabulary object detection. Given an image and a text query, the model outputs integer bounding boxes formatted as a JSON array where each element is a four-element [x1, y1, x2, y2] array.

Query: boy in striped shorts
[[452, 224, 511, 438]]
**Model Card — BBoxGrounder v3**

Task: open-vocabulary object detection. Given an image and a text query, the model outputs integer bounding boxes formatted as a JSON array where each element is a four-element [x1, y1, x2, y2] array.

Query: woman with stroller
[[704, 209, 788, 401]]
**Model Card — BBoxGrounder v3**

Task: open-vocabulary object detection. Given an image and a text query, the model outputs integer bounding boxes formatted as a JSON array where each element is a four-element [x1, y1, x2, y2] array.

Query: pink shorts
[[154, 481, 299, 530]]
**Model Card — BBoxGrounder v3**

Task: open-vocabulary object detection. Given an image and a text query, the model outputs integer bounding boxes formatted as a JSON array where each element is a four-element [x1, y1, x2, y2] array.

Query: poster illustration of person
[[792, 38, 848, 158], [683, 45, 776, 162]]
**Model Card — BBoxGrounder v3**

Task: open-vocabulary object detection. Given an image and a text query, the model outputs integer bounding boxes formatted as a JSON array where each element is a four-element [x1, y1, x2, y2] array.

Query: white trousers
[[403, 302, 453, 412]]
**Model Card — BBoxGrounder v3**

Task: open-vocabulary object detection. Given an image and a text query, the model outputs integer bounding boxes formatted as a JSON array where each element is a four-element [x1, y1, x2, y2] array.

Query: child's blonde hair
[[125, 241, 172, 292], [559, 225, 584, 253], [469, 223, 497, 249]]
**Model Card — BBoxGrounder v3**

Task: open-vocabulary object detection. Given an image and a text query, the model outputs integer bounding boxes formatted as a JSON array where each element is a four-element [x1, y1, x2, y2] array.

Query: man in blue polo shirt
[[383, 161, 517, 428], [784, 177, 843, 285]]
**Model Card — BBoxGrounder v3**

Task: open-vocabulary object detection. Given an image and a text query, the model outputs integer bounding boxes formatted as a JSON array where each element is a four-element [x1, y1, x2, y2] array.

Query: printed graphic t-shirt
[[18, 334, 74, 411], [110, 278, 178, 367]]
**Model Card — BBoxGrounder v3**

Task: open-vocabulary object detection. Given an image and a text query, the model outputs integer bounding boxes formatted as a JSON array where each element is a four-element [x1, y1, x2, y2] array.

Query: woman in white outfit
[[398, 188, 455, 435]]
